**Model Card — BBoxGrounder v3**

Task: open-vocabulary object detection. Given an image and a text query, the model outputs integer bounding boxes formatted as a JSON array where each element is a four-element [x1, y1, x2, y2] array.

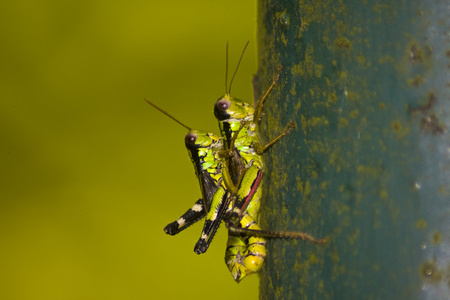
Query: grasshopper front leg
[[254, 121, 296, 155], [253, 65, 283, 123], [252, 66, 296, 154]]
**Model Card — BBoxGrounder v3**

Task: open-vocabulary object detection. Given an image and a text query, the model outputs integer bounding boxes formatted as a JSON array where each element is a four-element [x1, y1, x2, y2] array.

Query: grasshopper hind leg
[[193, 187, 229, 254], [164, 199, 205, 235]]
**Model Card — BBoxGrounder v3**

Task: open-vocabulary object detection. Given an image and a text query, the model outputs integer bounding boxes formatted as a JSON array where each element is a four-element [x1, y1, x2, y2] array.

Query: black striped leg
[[193, 187, 230, 254], [164, 199, 206, 235]]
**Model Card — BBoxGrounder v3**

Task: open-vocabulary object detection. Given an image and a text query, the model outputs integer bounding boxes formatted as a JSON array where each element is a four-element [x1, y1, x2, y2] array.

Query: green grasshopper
[[211, 42, 326, 282], [147, 43, 325, 283], [145, 100, 229, 248]]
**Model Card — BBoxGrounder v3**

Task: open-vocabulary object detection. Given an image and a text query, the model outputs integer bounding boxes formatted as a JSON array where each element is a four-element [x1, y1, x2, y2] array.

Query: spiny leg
[[164, 199, 206, 235], [228, 225, 327, 245]]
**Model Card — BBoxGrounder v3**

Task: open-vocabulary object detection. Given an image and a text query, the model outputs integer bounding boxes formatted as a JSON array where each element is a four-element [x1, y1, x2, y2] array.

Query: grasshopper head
[[185, 130, 222, 178], [214, 95, 254, 122], [184, 130, 221, 150]]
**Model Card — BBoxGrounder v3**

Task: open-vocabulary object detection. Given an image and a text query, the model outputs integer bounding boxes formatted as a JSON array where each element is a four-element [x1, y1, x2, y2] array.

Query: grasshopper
[[146, 43, 325, 283], [145, 100, 228, 248], [211, 42, 326, 282]]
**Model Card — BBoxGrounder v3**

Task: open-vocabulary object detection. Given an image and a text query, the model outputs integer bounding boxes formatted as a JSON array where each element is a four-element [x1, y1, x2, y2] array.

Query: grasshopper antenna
[[144, 99, 192, 131], [228, 41, 249, 95], [225, 41, 229, 95]]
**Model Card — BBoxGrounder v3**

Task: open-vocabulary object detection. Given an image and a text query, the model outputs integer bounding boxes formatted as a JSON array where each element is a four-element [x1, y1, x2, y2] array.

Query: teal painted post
[[255, 1, 449, 299]]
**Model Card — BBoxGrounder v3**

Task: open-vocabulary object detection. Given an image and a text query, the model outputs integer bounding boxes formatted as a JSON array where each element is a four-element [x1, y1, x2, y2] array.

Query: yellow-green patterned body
[[164, 130, 226, 238], [214, 95, 267, 282], [225, 195, 266, 282]]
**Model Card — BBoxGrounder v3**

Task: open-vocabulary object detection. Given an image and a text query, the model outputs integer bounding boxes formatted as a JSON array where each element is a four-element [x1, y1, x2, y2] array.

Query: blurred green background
[[0, 1, 259, 299]]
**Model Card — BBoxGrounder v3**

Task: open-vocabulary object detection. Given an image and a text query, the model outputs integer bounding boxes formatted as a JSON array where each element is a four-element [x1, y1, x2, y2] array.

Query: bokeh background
[[0, 1, 259, 299]]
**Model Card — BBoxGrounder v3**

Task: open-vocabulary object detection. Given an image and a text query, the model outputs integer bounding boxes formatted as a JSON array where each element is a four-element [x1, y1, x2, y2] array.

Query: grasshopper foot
[[164, 222, 179, 236], [194, 240, 209, 254]]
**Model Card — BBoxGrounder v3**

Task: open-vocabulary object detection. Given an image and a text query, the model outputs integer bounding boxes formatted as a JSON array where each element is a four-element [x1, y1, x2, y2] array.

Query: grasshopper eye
[[185, 133, 198, 145], [216, 99, 231, 111]]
